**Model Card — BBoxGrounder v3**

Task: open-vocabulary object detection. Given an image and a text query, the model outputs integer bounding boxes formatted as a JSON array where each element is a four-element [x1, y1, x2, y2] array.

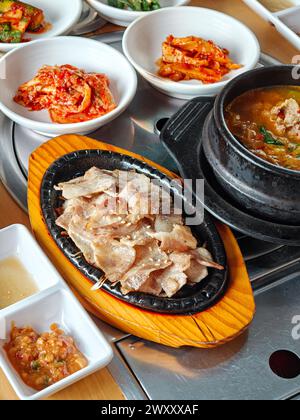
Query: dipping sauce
[[4, 323, 88, 391], [0, 257, 38, 309], [225, 86, 300, 171]]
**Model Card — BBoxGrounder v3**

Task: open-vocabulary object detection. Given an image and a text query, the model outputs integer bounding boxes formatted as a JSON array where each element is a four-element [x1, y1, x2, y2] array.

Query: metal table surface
[[0, 31, 300, 400]]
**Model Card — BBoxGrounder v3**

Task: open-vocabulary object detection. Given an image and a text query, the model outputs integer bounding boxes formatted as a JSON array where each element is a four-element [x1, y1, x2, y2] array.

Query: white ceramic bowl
[[0, 36, 137, 137], [86, 0, 190, 27], [123, 6, 261, 99], [0, 225, 113, 400], [0, 0, 82, 53]]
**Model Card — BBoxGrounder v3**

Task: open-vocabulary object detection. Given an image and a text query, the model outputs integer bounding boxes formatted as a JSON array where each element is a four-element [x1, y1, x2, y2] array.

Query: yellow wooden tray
[[28, 134, 255, 349]]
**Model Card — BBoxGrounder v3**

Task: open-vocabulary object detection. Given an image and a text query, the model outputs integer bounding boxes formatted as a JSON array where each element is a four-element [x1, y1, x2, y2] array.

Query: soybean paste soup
[[225, 86, 300, 171]]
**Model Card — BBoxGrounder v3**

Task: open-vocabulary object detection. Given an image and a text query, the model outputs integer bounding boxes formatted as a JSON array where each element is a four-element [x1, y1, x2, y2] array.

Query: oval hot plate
[[41, 149, 228, 315]]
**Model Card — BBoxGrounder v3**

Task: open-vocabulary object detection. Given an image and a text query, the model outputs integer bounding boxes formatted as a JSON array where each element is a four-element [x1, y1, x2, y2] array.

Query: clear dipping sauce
[[0, 257, 38, 310]]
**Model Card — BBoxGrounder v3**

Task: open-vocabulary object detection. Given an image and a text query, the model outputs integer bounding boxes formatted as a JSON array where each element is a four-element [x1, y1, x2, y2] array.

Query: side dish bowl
[[123, 7, 260, 99], [86, 0, 190, 27], [0, 0, 83, 53], [0, 36, 137, 137], [40, 149, 228, 315]]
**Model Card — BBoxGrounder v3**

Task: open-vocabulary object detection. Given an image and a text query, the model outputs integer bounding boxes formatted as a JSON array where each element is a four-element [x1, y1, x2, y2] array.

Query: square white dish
[[0, 224, 113, 400], [244, 0, 300, 50]]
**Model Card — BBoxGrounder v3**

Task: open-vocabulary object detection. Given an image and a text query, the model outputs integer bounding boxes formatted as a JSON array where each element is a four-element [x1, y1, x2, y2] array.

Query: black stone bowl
[[41, 149, 228, 315], [206, 65, 300, 225]]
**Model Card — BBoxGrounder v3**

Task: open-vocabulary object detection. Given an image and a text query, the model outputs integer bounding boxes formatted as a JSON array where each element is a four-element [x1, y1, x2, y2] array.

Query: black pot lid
[[161, 97, 300, 246], [41, 149, 228, 315]]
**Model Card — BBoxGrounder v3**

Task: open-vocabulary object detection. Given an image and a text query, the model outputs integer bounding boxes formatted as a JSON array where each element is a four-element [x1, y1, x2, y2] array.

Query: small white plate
[[243, 0, 300, 51], [123, 7, 261, 99], [0, 0, 83, 53], [86, 0, 190, 27], [0, 36, 137, 137], [0, 224, 113, 400]]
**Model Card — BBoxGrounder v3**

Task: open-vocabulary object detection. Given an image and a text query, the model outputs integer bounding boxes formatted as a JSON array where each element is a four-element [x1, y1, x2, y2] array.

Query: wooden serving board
[[28, 134, 255, 349]]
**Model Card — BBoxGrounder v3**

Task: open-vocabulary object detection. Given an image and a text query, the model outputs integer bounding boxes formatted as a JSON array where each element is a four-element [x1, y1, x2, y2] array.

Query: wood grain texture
[[189, 0, 298, 64], [0, 184, 30, 230], [0, 367, 124, 401], [28, 135, 256, 349]]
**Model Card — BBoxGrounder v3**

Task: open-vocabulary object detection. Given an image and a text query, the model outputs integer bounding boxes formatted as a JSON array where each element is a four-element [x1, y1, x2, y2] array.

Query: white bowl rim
[[122, 6, 261, 93], [0, 0, 83, 49], [0, 36, 138, 131], [88, 0, 190, 17]]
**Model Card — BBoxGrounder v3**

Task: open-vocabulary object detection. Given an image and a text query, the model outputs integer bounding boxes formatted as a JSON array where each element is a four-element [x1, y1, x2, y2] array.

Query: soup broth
[[225, 86, 300, 171], [0, 257, 38, 309]]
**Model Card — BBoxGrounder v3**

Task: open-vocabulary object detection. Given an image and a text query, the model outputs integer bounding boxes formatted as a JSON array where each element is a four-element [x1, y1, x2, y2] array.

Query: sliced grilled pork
[[120, 241, 171, 294], [55, 168, 224, 298], [150, 225, 197, 252], [55, 167, 116, 200]]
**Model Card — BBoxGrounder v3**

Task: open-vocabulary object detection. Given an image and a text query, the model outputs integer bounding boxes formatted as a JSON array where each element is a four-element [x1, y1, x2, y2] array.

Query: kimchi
[[14, 64, 116, 124], [157, 35, 242, 84]]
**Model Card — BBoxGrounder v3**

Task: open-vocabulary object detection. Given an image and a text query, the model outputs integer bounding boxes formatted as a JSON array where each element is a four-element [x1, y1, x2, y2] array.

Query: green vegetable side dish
[[0, 23, 22, 42], [107, 0, 161, 11], [0, 0, 45, 44]]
